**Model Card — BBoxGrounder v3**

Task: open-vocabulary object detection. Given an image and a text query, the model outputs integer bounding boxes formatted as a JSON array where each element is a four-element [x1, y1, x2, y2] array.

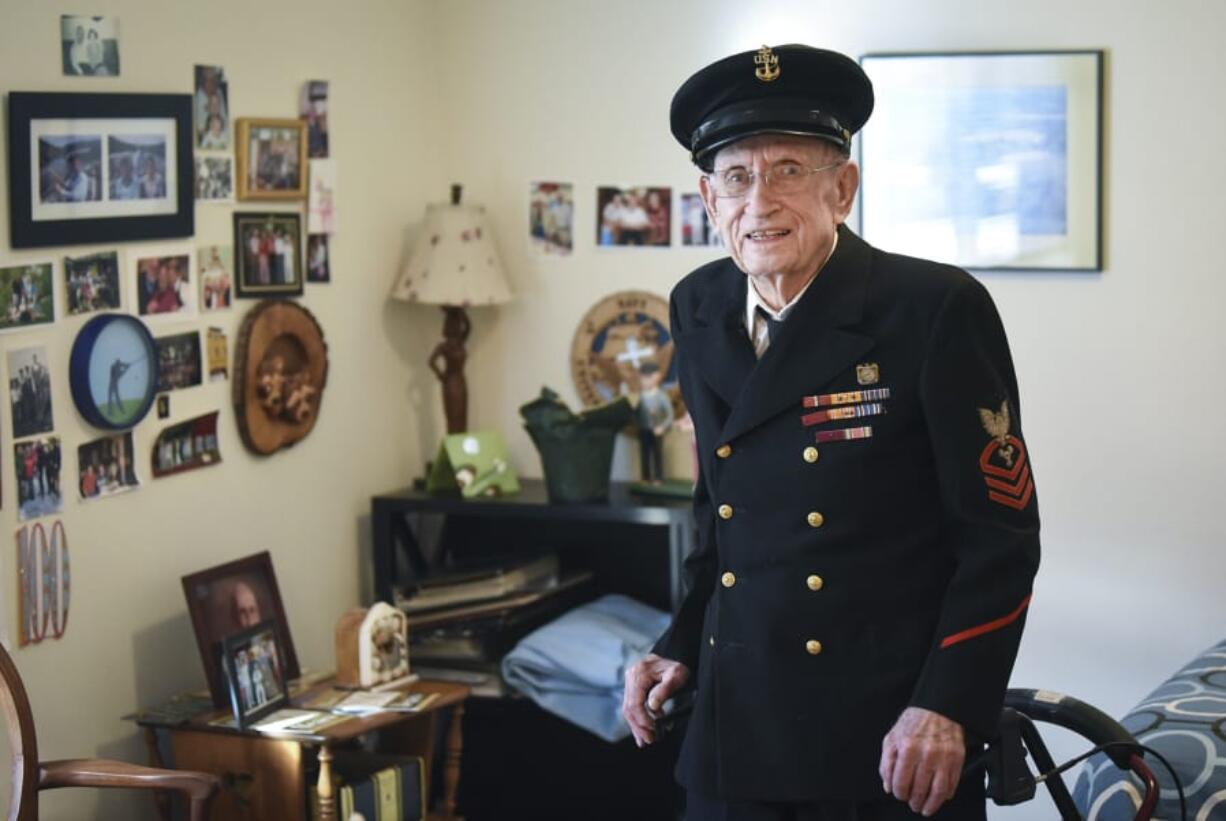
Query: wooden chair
[[0, 641, 219, 820]]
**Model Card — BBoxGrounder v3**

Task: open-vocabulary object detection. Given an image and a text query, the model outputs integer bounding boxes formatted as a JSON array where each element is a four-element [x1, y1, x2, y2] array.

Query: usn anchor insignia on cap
[[977, 400, 1034, 510], [754, 45, 780, 82], [855, 363, 880, 385]]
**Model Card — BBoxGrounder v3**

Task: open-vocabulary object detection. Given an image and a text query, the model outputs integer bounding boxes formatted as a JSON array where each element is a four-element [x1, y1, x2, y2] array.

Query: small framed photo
[[530, 181, 574, 255], [235, 118, 308, 200], [61, 15, 120, 77], [14, 437, 64, 521], [133, 247, 195, 319], [193, 66, 230, 150], [78, 431, 139, 500], [7, 345, 54, 438], [182, 551, 300, 707], [680, 193, 722, 247], [64, 250, 121, 314], [859, 50, 1104, 271], [306, 234, 330, 283], [233, 212, 303, 297], [299, 81, 329, 159], [221, 620, 289, 727], [7, 92, 194, 248], [195, 156, 234, 202], [199, 245, 233, 311], [0, 261, 56, 332]]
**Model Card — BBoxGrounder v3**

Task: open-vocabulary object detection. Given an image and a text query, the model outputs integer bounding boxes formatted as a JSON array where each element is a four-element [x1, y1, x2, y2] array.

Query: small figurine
[[635, 362, 674, 483]]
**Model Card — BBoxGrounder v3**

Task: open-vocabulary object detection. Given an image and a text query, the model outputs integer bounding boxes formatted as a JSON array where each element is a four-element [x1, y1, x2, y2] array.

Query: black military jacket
[[653, 225, 1041, 802]]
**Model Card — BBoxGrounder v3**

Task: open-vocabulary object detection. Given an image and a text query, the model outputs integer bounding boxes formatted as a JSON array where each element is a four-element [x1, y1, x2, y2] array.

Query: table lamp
[[391, 185, 513, 434]]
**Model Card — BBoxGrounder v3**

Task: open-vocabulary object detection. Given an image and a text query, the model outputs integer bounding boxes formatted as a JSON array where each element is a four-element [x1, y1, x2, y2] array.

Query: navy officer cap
[[671, 44, 874, 170]]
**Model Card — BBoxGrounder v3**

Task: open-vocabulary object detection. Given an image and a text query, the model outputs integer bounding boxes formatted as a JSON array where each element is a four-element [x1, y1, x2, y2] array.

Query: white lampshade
[[391, 202, 513, 307]]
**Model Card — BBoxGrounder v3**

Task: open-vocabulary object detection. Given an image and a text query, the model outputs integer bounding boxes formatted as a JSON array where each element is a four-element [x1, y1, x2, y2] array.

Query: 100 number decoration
[[17, 521, 71, 646]]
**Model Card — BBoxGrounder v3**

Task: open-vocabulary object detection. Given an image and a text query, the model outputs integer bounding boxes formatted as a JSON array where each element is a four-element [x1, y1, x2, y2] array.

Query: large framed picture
[[7, 92, 194, 249], [233, 212, 304, 297], [858, 51, 1103, 271], [235, 118, 308, 200], [182, 551, 300, 707], [220, 619, 289, 727]]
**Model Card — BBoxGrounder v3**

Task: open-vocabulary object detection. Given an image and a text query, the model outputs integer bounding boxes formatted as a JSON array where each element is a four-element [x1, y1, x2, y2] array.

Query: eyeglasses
[[706, 160, 845, 198]]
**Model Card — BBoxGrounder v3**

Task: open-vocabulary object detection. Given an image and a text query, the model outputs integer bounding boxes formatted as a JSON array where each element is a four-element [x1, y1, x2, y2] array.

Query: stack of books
[[397, 554, 594, 673]]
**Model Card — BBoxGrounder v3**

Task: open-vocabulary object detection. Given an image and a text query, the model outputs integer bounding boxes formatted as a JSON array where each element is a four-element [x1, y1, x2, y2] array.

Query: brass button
[[716, 444, 733, 459], [803, 446, 820, 463], [721, 571, 736, 588], [709, 635, 715, 646], [805, 639, 823, 656], [718, 504, 734, 520], [806, 574, 824, 591], [806, 511, 824, 528]]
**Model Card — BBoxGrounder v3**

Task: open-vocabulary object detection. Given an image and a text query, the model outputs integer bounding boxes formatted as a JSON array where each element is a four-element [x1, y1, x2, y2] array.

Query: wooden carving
[[233, 300, 328, 455]]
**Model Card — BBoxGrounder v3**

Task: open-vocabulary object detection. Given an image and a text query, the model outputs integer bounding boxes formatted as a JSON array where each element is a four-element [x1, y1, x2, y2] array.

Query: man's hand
[[879, 706, 965, 817], [621, 653, 690, 748]]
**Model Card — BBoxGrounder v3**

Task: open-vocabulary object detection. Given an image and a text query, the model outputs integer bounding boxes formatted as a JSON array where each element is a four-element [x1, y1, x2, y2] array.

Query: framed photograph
[[182, 551, 300, 707], [530, 181, 573, 255], [8, 345, 54, 438], [14, 438, 63, 522], [306, 158, 335, 234], [221, 620, 289, 727], [207, 327, 229, 380], [235, 118, 307, 200], [7, 92, 193, 248], [596, 186, 671, 246], [65, 251, 121, 315], [61, 15, 120, 76], [78, 431, 139, 500], [152, 411, 221, 478], [194, 65, 230, 150], [233, 212, 304, 297], [134, 246, 195, 319], [0, 261, 56, 331], [859, 50, 1104, 271], [199, 245, 233, 311], [299, 81, 329, 159], [155, 330, 202, 392]]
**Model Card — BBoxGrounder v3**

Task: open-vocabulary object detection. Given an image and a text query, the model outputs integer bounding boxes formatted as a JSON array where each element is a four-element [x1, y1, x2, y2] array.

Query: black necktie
[[756, 306, 783, 342]]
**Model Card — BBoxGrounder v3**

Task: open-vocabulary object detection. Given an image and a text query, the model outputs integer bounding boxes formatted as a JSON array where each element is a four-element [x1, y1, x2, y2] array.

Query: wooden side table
[[136, 679, 469, 821]]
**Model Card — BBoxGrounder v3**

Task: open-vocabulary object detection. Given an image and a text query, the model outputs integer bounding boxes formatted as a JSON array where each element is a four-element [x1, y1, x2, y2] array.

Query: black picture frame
[[220, 619, 289, 728], [232, 211, 304, 298], [7, 92, 194, 249]]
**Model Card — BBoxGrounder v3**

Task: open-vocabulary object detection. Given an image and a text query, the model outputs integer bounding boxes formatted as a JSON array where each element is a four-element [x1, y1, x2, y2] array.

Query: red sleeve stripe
[[939, 594, 1032, 649]]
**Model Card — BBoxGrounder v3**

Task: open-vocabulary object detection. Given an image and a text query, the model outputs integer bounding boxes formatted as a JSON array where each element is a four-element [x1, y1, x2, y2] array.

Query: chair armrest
[[39, 758, 219, 801]]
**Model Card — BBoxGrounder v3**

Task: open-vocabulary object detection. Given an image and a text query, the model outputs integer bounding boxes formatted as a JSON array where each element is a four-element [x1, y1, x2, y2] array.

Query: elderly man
[[622, 45, 1040, 820]]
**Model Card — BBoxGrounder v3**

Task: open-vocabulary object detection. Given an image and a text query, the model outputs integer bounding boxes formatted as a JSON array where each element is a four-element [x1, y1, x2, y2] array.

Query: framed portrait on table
[[233, 212, 304, 297], [858, 51, 1103, 271], [235, 118, 308, 200], [7, 92, 193, 249], [182, 551, 300, 707], [220, 619, 289, 727]]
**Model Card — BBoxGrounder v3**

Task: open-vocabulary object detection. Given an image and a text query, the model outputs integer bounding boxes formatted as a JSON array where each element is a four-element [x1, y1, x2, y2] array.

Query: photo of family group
[[241, 123, 305, 196], [0, 263, 55, 332], [8, 346, 54, 439], [597, 186, 671, 247], [196, 157, 233, 202], [530, 181, 574, 255], [78, 431, 140, 500], [155, 331, 203, 392], [153, 412, 221, 478], [60, 15, 120, 76], [195, 65, 230, 150], [136, 252, 194, 317], [15, 437, 63, 522], [199, 246, 233, 310], [224, 623, 287, 724], [107, 136, 167, 200], [65, 251, 121, 315], [234, 213, 303, 296]]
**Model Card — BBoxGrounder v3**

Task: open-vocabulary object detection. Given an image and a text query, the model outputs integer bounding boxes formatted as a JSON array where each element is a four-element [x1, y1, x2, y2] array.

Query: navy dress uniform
[[651, 46, 1041, 817]]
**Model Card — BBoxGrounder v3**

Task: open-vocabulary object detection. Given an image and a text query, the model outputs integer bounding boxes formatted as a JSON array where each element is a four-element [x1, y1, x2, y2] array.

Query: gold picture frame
[[235, 117, 308, 201]]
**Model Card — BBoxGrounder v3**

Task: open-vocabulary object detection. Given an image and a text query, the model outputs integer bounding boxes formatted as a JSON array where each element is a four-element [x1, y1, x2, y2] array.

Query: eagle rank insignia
[[977, 400, 1034, 511]]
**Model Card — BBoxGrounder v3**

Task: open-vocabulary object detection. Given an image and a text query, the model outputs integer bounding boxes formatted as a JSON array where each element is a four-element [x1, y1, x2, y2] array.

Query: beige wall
[[2, 0, 1225, 818], [0, 1, 448, 817]]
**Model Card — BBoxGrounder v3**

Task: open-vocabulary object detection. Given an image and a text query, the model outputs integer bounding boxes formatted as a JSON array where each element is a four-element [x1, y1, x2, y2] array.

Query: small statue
[[635, 363, 674, 483], [428, 307, 470, 434]]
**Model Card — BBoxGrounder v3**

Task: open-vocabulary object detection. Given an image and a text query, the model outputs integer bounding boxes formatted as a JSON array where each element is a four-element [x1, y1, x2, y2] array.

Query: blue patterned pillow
[[1072, 639, 1226, 820]]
